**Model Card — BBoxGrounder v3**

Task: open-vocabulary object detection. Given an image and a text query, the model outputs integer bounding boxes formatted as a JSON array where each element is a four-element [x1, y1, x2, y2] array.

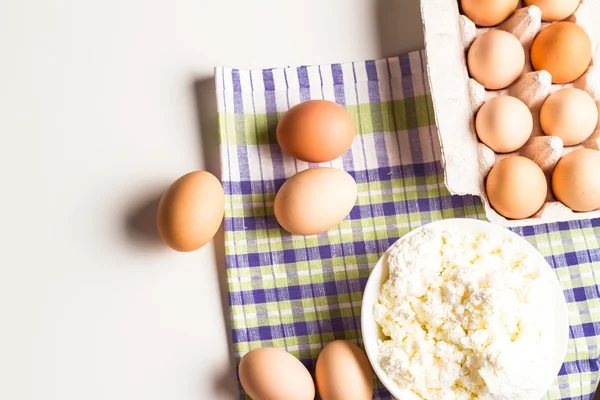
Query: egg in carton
[[421, 0, 600, 226]]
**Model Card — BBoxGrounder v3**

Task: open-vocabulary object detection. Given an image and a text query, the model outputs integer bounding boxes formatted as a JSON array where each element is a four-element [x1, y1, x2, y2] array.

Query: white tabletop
[[0, 1, 423, 399]]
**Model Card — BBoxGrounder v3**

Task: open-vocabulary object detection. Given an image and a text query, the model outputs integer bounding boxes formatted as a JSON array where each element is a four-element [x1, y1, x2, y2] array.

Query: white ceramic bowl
[[361, 218, 569, 399]]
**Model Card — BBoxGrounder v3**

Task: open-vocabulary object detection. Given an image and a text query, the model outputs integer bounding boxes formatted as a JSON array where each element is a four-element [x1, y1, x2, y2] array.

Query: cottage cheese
[[374, 227, 553, 400]]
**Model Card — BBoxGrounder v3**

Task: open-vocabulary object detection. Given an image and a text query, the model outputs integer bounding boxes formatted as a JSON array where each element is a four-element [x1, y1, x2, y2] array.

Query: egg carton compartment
[[422, 0, 600, 226]]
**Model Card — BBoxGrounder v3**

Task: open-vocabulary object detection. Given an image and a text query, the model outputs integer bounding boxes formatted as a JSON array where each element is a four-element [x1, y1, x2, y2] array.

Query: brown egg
[[238, 347, 315, 400], [276, 99, 355, 163], [540, 88, 598, 146], [531, 22, 592, 84], [476, 96, 533, 153], [468, 30, 525, 90], [156, 171, 224, 252], [274, 167, 357, 236], [461, 0, 519, 26], [552, 149, 600, 212], [315, 340, 373, 400], [524, 0, 580, 21], [486, 156, 547, 219]]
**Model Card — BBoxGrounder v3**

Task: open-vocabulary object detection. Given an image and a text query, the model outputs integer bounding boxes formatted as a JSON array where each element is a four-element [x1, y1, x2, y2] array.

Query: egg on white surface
[[156, 171, 224, 252]]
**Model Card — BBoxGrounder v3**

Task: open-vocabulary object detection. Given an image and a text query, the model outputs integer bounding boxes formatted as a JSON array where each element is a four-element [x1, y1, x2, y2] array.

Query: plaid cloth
[[215, 51, 600, 400]]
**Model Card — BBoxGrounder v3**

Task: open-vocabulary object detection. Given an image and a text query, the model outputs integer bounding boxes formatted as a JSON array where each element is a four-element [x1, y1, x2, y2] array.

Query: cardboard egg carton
[[422, 0, 600, 226]]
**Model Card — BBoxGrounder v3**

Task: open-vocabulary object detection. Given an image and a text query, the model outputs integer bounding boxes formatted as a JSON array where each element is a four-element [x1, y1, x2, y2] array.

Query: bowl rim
[[360, 218, 569, 399]]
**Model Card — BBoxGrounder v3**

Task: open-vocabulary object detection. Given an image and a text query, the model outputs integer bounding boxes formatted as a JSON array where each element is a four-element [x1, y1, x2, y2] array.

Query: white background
[[0, 1, 423, 399]]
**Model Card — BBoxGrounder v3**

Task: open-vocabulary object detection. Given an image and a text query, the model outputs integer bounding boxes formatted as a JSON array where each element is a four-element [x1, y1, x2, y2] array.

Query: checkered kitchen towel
[[215, 51, 600, 399]]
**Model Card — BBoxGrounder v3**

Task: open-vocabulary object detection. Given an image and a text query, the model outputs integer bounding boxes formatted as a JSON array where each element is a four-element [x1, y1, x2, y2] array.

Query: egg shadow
[[123, 188, 166, 251], [193, 77, 239, 399], [212, 363, 239, 400], [375, 0, 425, 58]]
